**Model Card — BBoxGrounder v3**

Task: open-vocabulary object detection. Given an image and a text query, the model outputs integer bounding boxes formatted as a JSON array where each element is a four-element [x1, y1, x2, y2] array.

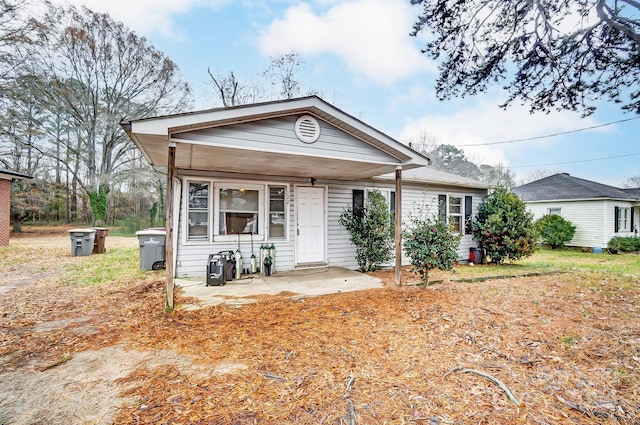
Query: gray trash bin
[[68, 229, 96, 257], [136, 229, 166, 270]]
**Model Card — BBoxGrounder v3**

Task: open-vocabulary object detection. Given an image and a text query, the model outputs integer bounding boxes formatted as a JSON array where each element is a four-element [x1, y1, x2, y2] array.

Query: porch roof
[[0, 168, 33, 181], [121, 96, 430, 180]]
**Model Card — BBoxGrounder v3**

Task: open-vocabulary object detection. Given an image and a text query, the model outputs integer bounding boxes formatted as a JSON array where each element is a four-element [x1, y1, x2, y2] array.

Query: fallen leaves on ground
[[1, 232, 639, 424]]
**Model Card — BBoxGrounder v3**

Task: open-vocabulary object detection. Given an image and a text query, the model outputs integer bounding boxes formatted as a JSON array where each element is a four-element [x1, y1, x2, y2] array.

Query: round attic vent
[[295, 115, 320, 143]]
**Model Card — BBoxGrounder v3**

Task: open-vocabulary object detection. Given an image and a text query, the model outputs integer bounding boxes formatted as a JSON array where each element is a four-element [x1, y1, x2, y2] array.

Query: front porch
[[176, 267, 383, 310]]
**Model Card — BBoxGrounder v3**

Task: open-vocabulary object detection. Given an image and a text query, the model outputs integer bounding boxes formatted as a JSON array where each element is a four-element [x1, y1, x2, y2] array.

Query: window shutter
[[353, 189, 364, 220], [464, 196, 473, 234], [631, 207, 635, 231], [614, 206, 619, 233], [390, 191, 396, 213], [438, 195, 446, 223], [389, 191, 396, 224]]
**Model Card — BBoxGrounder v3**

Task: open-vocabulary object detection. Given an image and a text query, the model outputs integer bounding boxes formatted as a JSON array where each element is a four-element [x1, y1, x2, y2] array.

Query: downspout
[[395, 167, 402, 285]]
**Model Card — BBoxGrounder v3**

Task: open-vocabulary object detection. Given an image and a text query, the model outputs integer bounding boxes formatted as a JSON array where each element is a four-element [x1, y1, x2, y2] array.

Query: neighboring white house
[[513, 173, 639, 250], [122, 96, 488, 284]]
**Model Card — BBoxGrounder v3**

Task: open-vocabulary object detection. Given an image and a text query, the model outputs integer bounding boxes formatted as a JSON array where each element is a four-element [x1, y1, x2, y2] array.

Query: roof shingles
[[513, 173, 639, 201]]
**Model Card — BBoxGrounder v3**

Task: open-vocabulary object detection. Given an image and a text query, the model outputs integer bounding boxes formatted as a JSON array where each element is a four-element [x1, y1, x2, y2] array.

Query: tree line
[[5, 0, 639, 231], [1, 2, 191, 230], [1, 1, 309, 232]]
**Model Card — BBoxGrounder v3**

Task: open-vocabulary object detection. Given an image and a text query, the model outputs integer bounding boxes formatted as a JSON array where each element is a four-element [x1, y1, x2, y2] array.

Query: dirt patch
[[0, 345, 209, 425]]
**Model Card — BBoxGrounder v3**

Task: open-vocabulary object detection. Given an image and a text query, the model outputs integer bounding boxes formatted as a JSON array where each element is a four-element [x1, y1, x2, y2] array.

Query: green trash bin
[[68, 229, 96, 257], [136, 229, 166, 270]]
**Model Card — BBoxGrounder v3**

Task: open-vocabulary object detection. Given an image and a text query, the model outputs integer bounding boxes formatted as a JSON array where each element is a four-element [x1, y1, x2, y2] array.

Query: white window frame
[[185, 180, 210, 243], [448, 195, 463, 233], [548, 207, 562, 216], [182, 178, 289, 244], [268, 185, 288, 240], [367, 188, 395, 215], [437, 194, 468, 234], [215, 183, 263, 239], [618, 206, 631, 232]]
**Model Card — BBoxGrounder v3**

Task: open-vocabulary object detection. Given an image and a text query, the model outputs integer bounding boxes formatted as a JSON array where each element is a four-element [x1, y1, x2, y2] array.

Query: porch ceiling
[[135, 134, 404, 180]]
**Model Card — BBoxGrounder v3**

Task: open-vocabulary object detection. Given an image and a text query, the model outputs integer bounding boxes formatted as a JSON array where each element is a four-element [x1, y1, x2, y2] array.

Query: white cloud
[[258, 0, 434, 85], [47, 0, 230, 37], [399, 100, 603, 167]]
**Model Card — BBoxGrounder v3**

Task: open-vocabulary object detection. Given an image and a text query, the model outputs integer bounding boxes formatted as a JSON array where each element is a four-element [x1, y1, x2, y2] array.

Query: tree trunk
[[71, 177, 77, 222], [11, 213, 22, 233]]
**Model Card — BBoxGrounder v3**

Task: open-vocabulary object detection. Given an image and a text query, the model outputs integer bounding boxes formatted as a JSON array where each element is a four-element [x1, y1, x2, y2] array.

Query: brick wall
[[0, 178, 10, 246]]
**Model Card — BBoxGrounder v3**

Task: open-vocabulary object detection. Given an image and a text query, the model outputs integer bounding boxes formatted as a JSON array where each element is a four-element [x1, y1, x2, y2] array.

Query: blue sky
[[54, 0, 639, 186]]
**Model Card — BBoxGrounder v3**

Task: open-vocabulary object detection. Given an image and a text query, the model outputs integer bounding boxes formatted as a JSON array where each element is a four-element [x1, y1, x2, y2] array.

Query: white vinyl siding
[[175, 175, 487, 278], [526, 200, 607, 247], [328, 182, 485, 267], [410, 190, 483, 261], [177, 116, 396, 165]]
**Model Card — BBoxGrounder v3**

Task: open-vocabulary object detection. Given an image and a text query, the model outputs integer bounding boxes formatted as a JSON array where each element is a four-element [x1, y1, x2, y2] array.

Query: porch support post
[[395, 167, 402, 286], [165, 142, 176, 310]]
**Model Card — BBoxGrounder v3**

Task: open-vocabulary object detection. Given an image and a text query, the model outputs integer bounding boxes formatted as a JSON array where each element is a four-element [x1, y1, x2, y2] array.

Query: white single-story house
[[122, 96, 488, 306], [513, 173, 639, 249]]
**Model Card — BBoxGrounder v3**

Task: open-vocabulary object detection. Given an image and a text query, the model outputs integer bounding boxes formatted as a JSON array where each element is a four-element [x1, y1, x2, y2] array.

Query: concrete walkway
[[176, 267, 383, 310]]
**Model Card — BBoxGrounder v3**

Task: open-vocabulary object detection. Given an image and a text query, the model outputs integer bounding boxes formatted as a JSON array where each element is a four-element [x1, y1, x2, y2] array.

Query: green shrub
[[403, 208, 461, 285], [536, 214, 576, 248], [608, 236, 640, 253], [472, 187, 537, 264], [339, 189, 394, 272]]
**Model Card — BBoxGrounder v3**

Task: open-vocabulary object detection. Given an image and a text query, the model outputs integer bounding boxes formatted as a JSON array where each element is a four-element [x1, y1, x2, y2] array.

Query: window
[[268, 186, 286, 239], [615, 206, 631, 232], [183, 179, 287, 243], [375, 189, 396, 219], [187, 182, 209, 240], [448, 196, 462, 232], [438, 194, 473, 234], [548, 208, 562, 216], [218, 188, 259, 235], [352, 188, 395, 222]]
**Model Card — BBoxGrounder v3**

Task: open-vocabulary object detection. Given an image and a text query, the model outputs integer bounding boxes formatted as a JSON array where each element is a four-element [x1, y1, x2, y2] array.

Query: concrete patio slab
[[176, 267, 383, 311]]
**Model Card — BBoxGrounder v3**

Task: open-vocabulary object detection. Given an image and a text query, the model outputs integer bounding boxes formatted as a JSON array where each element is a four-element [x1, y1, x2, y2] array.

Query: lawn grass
[[517, 247, 640, 276], [60, 246, 150, 285], [72, 245, 633, 287], [66, 246, 635, 288], [416, 247, 640, 284]]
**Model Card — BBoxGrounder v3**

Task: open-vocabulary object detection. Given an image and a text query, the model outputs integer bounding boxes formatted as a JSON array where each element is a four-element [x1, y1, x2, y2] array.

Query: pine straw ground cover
[[0, 229, 639, 424]]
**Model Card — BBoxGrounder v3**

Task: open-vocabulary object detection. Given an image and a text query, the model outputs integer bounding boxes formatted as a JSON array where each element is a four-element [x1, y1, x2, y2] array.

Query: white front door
[[296, 186, 326, 265]]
